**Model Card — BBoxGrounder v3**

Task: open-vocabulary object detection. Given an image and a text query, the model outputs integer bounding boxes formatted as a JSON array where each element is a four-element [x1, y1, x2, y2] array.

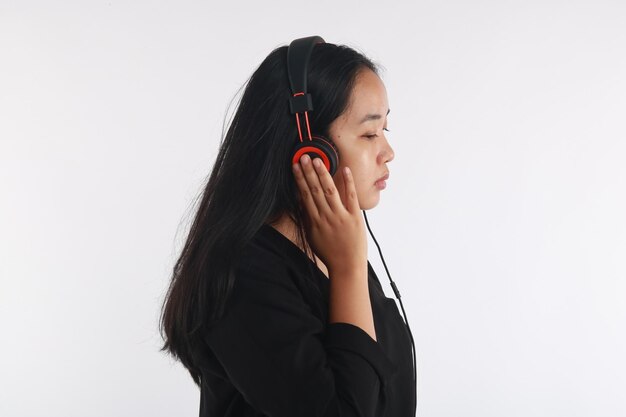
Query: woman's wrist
[[328, 268, 376, 341], [327, 261, 368, 281]]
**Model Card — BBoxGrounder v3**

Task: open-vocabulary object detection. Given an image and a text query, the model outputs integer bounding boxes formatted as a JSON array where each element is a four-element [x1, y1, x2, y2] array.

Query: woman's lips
[[375, 173, 389, 190]]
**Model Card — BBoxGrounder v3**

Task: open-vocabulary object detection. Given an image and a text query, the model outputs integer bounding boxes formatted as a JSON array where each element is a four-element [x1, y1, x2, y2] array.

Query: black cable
[[363, 210, 417, 416]]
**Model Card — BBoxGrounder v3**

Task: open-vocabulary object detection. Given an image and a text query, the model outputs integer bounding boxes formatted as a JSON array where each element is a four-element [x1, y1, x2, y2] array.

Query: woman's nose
[[379, 138, 395, 164]]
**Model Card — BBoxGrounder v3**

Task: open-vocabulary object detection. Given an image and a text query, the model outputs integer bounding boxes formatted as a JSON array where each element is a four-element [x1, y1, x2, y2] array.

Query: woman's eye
[[364, 128, 390, 140]]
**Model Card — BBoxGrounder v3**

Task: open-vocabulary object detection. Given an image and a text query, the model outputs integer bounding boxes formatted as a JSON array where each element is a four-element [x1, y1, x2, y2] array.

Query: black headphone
[[287, 36, 340, 176]]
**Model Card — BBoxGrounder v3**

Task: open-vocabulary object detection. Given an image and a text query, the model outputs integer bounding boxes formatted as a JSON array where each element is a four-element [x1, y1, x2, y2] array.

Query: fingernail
[[301, 155, 310, 164]]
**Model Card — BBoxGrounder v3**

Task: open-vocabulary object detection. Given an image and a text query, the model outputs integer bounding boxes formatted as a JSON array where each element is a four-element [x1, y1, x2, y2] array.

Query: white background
[[1, 1, 625, 416]]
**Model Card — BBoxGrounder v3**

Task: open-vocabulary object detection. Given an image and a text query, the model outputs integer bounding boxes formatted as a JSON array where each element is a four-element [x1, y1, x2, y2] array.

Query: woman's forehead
[[344, 70, 389, 123]]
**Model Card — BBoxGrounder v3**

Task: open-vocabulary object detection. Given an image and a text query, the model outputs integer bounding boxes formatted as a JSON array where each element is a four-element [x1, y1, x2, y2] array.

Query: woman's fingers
[[292, 157, 319, 219], [299, 157, 360, 217], [293, 155, 344, 218], [342, 166, 360, 214], [298, 155, 325, 216], [311, 157, 344, 213]]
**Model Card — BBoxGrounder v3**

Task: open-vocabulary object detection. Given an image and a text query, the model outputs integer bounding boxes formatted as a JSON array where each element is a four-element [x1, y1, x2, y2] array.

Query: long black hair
[[159, 41, 379, 385]]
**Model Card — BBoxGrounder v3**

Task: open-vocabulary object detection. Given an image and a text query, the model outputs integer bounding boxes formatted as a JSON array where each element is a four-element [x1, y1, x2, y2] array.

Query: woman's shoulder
[[241, 223, 291, 257], [231, 224, 327, 301], [237, 223, 291, 261], [234, 224, 309, 281]]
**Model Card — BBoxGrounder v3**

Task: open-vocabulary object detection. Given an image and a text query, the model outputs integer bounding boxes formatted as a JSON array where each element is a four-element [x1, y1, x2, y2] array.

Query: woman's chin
[[359, 193, 381, 211]]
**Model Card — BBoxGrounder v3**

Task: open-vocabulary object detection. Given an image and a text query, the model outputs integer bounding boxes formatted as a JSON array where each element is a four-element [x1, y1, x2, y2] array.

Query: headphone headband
[[287, 35, 338, 176], [287, 36, 325, 114]]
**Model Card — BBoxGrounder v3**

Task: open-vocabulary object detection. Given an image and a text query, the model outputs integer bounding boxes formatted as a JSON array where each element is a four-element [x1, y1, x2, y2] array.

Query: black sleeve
[[204, 260, 396, 417]]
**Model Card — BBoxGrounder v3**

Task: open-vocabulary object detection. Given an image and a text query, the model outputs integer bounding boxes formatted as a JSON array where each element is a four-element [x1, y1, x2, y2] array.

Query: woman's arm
[[293, 155, 376, 342], [204, 258, 394, 417]]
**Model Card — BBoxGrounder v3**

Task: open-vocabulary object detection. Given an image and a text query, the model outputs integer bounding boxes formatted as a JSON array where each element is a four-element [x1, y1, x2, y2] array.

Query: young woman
[[160, 36, 416, 417]]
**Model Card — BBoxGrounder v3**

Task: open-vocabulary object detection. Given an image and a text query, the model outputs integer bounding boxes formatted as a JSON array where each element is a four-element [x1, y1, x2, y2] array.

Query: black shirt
[[195, 223, 415, 416]]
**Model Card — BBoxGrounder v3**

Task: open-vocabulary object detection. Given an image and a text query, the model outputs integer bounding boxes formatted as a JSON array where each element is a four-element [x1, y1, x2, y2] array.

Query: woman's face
[[328, 69, 395, 210]]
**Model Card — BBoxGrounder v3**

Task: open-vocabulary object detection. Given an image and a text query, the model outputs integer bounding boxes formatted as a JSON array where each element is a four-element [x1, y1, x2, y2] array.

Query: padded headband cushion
[[287, 36, 325, 114]]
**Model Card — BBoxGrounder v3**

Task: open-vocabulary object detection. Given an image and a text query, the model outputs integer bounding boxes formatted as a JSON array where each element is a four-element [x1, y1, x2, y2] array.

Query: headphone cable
[[363, 210, 417, 416]]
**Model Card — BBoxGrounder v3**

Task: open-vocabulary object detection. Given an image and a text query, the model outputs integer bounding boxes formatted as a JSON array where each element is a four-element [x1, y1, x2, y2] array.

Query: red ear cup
[[292, 135, 339, 176]]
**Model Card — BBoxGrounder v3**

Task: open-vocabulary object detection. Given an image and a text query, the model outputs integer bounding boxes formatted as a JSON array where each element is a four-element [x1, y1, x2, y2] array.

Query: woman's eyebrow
[[359, 109, 391, 124]]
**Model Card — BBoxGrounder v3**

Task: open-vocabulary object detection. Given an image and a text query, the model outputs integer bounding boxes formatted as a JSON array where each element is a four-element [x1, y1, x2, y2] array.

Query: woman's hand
[[292, 154, 367, 276]]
